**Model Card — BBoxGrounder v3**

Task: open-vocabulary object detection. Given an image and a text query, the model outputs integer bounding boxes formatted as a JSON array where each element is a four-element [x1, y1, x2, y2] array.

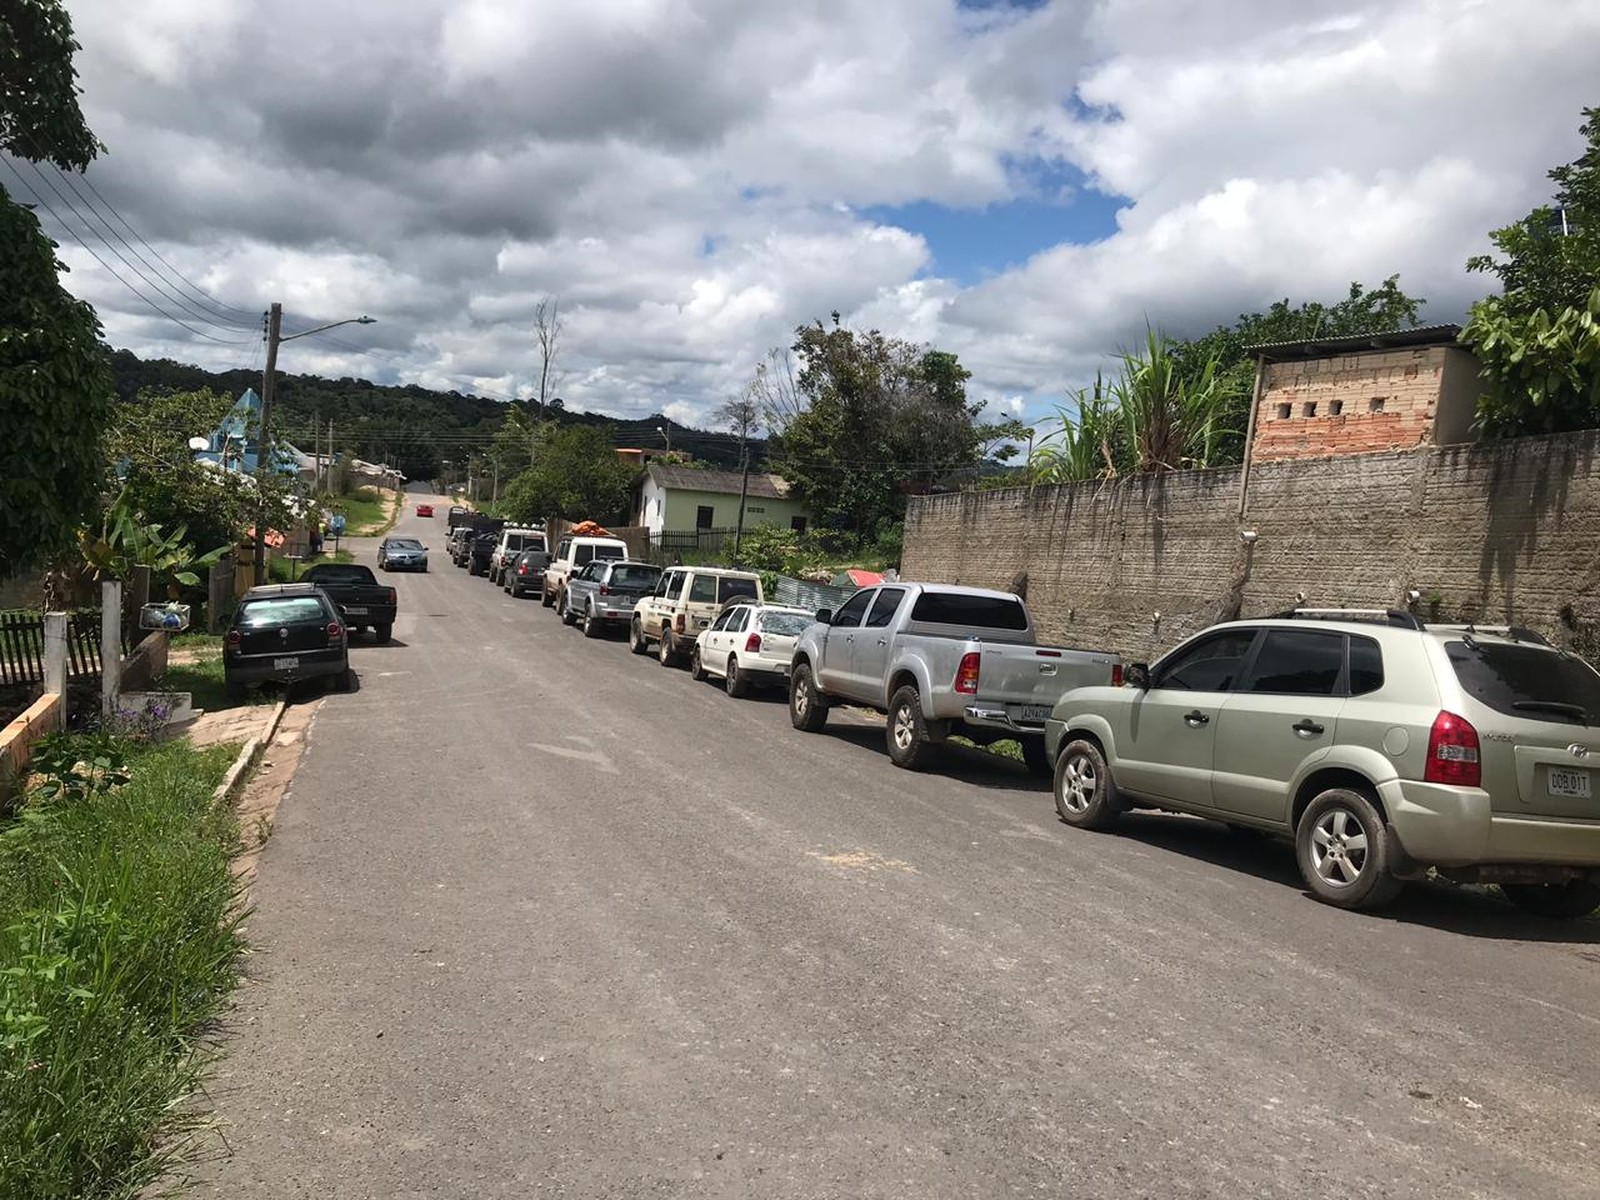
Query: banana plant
[[78, 488, 230, 587]]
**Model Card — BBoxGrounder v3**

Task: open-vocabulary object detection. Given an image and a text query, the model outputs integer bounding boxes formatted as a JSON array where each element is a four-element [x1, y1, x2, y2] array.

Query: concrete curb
[[210, 699, 289, 804]]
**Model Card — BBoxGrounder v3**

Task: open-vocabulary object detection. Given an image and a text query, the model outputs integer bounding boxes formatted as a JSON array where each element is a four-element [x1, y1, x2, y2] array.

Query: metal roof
[[645, 463, 792, 500], [1244, 323, 1463, 361]]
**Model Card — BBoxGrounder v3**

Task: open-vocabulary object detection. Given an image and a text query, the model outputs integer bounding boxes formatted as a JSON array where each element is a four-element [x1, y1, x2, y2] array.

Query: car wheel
[[375, 623, 393, 645], [1053, 738, 1124, 830], [659, 631, 677, 666], [582, 606, 601, 639], [886, 685, 937, 769], [690, 646, 707, 681], [1021, 736, 1051, 777], [540, 582, 555, 608], [561, 595, 578, 627], [726, 656, 750, 698], [1501, 880, 1600, 919], [1294, 787, 1404, 910], [789, 662, 828, 732], [630, 619, 649, 655]]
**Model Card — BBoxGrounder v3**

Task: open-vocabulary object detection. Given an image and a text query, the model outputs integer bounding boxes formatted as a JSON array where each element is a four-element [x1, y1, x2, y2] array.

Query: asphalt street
[[199, 488, 1600, 1199]]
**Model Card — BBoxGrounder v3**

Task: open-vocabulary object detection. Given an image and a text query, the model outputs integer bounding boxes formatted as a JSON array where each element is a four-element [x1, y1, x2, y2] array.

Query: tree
[[500, 424, 635, 526], [1462, 108, 1600, 437], [712, 389, 762, 553], [533, 297, 562, 417], [0, 0, 112, 577], [765, 316, 1026, 535]]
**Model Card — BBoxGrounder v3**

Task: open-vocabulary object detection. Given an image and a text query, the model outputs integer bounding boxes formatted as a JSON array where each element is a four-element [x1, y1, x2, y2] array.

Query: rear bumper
[[1382, 778, 1600, 868], [331, 604, 396, 626], [589, 605, 635, 622], [384, 560, 427, 571], [963, 704, 1045, 738], [225, 648, 347, 686]]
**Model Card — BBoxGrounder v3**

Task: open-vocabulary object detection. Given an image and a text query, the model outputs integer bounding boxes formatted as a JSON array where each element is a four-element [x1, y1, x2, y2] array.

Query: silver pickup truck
[[788, 582, 1120, 774]]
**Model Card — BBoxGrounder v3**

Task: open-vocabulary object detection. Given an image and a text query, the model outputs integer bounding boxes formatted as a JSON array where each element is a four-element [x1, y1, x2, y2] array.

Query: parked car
[[541, 534, 629, 607], [692, 602, 813, 696], [1046, 609, 1600, 917], [446, 504, 469, 533], [630, 566, 763, 665], [789, 583, 1119, 774], [377, 536, 428, 572], [504, 549, 552, 599], [448, 526, 476, 567], [223, 583, 351, 696], [560, 560, 662, 637], [416, 503, 434, 517], [466, 530, 499, 576], [488, 526, 547, 585], [301, 562, 398, 643]]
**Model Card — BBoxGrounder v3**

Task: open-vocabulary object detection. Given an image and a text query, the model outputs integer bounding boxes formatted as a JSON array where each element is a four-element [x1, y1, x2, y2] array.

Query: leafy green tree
[[766, 316, 1026, 534], [500, 424, 636, 525], [0, 0, 112, 577], [1462, 109, 1600, 436]]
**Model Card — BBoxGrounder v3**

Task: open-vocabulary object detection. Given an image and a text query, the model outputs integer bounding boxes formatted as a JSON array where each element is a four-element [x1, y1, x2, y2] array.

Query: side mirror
[[1125, 662, 1150, 690], [815, 609, 833, 625]]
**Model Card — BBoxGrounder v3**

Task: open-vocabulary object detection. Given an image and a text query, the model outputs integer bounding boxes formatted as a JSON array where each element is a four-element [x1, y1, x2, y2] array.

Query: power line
[[3, 157, 256, 346]]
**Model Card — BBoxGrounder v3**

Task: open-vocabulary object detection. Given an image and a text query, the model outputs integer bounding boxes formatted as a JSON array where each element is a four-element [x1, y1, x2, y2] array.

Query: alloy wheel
[[1308, 806, 1369, 888], [1058, 752, 1097, 814]]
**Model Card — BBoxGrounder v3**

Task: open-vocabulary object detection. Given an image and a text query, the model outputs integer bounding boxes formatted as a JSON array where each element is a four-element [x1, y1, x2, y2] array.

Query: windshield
[[388, 538, 423, 551], [609, 565, 660, 588], [305, 565, 377, 586], [759, 612, 811, 637], [1447, 640, 1600, 726], [909, 592, 1028, 630], [239, 597, 326, 627]]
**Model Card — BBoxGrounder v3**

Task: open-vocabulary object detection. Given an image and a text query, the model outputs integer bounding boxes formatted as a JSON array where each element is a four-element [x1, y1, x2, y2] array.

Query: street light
[[254, 304, 377, 583]]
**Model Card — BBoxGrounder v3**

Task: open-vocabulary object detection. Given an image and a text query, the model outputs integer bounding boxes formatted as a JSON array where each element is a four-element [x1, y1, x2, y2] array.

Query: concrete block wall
[[901, 428, 1600, 662], [1253, 346, 1451, 462]]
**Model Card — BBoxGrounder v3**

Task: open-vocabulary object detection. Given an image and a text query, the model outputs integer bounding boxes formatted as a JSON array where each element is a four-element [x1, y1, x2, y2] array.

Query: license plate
[[1019, 705, 1052, 723], [1549, 767, 1591, 799], [273, 656, 300, 671], [344, 606, 368, 615]]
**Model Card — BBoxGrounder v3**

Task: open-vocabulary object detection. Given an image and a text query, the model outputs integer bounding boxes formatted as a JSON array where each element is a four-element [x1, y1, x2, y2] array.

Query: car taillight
[[386, 588, 397, 603], [1425, 711, 1481, 787], [954, 652, 980, 695], [745, 633, 762, 653], [518, 563, 527, 575], [225, 629, 240, 649], [327, 622, 344, 641], [1112, 662, 1123, 687], [675, 614, 686, 633], [600, 584, 611, 596]]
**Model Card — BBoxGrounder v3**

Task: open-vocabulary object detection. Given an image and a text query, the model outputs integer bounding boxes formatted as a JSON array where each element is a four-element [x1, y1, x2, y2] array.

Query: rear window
[[909, 592, 1027, 631], [1446, 641, 1600, 726], [609, 565, 659, 587], [305, 566, 377, 586], [719, 577, 759, 604], [759, 612, 811, 637], [239, 598, 326, 626], [575, 542, 623, 566], [505, 533, 545, 554]]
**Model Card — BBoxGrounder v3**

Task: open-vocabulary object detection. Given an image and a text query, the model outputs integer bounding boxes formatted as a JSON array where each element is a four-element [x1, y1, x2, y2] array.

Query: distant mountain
[[108, 350, 761, 479]]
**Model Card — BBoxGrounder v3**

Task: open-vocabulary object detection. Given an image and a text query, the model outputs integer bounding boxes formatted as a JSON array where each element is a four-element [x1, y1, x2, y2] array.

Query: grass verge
[[0, 734, 245, 1198], [155, 653, 268, 715], [331, 485, 389, 536]]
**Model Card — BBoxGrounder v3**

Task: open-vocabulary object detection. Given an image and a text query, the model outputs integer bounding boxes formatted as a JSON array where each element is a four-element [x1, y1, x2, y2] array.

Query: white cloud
[[13, 0, 1600, 428]]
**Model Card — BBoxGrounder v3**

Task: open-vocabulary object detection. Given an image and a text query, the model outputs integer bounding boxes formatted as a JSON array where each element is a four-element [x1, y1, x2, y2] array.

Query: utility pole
[[253, 302, 283, 585], [733, 423, 751, 557]]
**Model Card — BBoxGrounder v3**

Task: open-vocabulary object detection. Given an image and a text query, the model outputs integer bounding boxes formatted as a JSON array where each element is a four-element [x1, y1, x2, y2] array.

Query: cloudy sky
[[11, 0, 1600, 429]]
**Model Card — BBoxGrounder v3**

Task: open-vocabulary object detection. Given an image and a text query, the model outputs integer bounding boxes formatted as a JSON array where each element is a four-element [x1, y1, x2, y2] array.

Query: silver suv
[[1046, 609, 1600, 917]]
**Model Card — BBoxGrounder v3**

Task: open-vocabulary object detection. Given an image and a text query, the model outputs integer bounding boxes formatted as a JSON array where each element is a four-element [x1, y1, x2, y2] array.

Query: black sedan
[[224, 584, 352, 697]]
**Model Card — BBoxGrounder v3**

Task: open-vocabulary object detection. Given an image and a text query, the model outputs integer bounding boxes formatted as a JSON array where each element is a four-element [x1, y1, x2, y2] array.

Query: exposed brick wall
[[902, 429, 1600, 662], [1252, 345, 1479, 463]]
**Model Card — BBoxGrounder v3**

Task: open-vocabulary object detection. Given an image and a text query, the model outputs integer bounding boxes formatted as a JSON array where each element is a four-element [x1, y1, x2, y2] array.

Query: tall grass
[[0, 737, 244, 1199]]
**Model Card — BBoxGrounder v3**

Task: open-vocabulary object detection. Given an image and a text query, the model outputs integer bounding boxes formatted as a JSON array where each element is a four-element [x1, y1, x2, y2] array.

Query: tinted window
[[1155, 631, 1258, 692], [865, 587, 907, 628], [832, 590, 873, 628], [1446, 641, 1600, 726], [711, 609, 736, 632], [239, 598, 326, 627], [657, 570, 681, 597], [609, 565, 660, 588], [909, 592, 1028, 630], [728, 608, 750, 632], [760, 612, 812, 637], [1349, 636, 1384, 695], [304, 565, 377, 586], [718, 576, 759, 604], [1240, 630, 1344, 696], [388, 538, 423, 550], [689, 575, 718, 603]]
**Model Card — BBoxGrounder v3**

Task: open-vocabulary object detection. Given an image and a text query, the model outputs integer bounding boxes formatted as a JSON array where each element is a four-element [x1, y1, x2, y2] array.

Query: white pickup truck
[[788, 582, 1120, 774]]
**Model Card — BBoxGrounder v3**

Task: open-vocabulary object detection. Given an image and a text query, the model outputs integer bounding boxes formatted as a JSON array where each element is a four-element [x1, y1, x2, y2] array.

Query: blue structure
[[193, 389, 308, 476]]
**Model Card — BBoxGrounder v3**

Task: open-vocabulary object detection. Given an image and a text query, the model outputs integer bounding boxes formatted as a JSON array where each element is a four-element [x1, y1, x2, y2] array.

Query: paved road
[[200, 488, 1600, 1199]]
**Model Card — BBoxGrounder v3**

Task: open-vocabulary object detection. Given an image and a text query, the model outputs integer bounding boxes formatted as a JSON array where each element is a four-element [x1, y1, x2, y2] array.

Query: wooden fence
[[0, 610, 127, 687]]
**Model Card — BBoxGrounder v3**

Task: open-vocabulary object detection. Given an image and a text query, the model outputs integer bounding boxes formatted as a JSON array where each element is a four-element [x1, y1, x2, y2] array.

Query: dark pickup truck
[[302, 563, 398, 643]]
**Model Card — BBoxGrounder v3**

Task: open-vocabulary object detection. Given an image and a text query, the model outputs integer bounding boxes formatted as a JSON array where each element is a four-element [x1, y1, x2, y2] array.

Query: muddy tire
[[1053, 738, 1124, 830], [886, 685, 938, 770]]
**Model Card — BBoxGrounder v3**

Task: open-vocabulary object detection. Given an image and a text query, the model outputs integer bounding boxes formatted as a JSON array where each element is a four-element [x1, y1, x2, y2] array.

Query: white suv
[[541, 534, 629, 608], [1047, 609, 1600, 917], [488, 526, 546, 586], [629, 566, 763, 666]]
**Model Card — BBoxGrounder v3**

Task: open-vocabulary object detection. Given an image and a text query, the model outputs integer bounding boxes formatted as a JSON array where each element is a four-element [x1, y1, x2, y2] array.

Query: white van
[[487, 526, 546, 585], [541, 534, 629, 607]]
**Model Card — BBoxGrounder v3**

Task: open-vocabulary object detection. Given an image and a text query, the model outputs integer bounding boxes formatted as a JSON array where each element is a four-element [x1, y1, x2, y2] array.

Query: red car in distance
[[416, 504, 434, 517]]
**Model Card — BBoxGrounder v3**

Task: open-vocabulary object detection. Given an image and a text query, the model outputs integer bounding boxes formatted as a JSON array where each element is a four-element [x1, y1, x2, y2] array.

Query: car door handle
[[1183, 710, 1210, 727], [876, 638, 887, 646], [1292, 719, 1326, 736]]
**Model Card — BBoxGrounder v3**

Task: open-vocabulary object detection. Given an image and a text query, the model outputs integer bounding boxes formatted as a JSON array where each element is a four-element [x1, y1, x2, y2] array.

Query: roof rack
[[1431, 622, 1553, 647], [1265, 607, 1427, 631]]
